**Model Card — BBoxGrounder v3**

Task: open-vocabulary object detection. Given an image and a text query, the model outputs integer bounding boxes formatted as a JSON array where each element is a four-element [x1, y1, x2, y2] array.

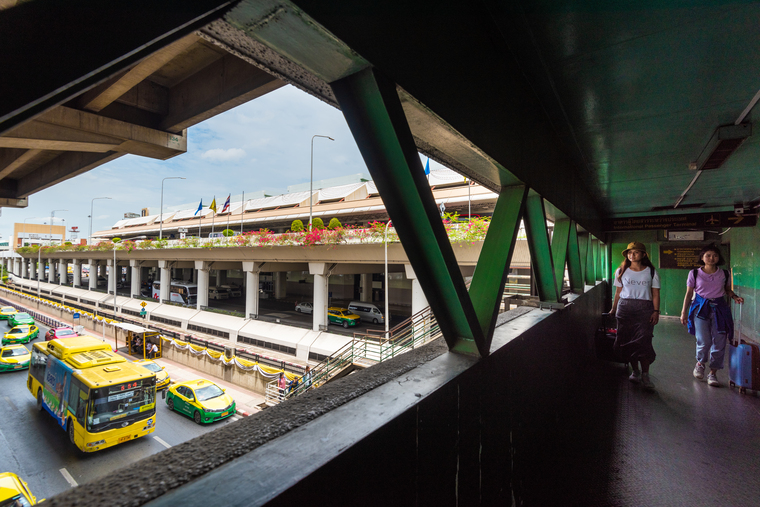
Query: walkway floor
[[525, 317, 760, 506]]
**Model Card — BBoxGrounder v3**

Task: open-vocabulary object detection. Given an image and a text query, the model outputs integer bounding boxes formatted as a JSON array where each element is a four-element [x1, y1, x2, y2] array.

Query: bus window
[[86, 377, 156, 433]]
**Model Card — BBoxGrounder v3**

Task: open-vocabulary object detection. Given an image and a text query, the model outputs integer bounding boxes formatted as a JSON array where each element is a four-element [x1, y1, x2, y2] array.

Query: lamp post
[[90, 197, 112, 245], [309, 135, 334, 231], [384, 220, 393, 338], [159, 177, 185, 240], [50, 209, 67, 245]]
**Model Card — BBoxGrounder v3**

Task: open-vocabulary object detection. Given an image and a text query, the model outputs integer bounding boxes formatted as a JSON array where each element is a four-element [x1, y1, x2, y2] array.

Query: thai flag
[[222, 194, 231, 213]]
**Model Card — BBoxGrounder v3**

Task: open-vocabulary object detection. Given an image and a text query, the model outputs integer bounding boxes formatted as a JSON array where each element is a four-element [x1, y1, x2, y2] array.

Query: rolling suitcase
[[728, 305, 760, 394], [595, 313, 624, 363]]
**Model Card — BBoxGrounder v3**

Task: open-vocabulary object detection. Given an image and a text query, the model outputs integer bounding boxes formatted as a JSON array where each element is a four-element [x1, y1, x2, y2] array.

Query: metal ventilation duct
[[697, 123, 752, 170]]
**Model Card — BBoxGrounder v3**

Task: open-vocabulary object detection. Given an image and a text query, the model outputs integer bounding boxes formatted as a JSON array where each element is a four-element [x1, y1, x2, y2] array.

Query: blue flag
[[424, 158, 430, 175], [194, 199, 203, 216]]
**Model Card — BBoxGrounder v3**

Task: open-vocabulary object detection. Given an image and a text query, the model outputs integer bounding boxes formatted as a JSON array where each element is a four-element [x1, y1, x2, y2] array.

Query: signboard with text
[[659, 245, 703, 269], [605, 211, 756, 232]]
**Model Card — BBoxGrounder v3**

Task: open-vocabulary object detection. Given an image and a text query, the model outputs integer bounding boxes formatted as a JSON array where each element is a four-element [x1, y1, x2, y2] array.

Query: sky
[[1, 84, 446, 245]]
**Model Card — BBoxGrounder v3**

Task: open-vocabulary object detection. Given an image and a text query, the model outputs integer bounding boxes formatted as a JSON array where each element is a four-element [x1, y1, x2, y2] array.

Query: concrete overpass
[[3, 1, 760, 505]]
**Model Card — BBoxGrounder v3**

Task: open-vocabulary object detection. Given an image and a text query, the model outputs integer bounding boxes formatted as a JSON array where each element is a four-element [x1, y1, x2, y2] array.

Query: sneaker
[[641, 373, 655, 391], [693, 362, 705, 379], [707, 373, 720, 387], [629, 370, 642, 383]]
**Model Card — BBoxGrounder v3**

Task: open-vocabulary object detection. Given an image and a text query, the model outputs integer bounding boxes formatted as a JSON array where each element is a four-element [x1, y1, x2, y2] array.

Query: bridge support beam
[[274, 271, 287, 300], [47, 260, 55, 283], [130, 260, 143, 298], [404, 264, 429, 317], [567, 223, 584, 293], [242, 262, 264, 318], [310, 262, 330, 332], [195, 261, 211, 310], [360, 273, 372, 302], [58, 259, 67, 285], [38, 258, 44, 282], [72, 259, 81, 287], [524, 194, 559, 303], [158, 260, 174, 302], [20, 258, 26, 279], [88, 259, 97, 290]]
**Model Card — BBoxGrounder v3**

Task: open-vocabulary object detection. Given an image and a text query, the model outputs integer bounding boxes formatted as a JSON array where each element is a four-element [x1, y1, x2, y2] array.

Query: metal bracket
[[538, 301, 567, 311]]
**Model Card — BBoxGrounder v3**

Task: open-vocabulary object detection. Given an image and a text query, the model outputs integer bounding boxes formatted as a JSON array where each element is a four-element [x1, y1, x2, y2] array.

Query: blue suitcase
[[728, 305, 760, 393]]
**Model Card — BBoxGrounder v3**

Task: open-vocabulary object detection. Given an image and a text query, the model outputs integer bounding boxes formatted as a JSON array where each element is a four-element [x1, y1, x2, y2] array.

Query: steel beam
[[524, 194, 559, 303], [468, 185, 527, 352], [593, 240, 601, 282], [331, 67, 482, 355], [566, 222, 584, 292], [550, 219, 571, 297]]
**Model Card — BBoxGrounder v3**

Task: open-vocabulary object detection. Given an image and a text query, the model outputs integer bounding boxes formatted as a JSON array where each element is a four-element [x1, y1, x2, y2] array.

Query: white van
[[347, 301, 384, 324]]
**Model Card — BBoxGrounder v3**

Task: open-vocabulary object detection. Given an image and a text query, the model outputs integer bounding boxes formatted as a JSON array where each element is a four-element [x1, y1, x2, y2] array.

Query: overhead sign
[[605, 211, 757, 232], [659, 245, 703, 269]]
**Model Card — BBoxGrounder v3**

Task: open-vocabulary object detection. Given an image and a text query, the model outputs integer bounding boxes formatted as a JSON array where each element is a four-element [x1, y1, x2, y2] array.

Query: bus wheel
[[36, 389, 43, 411], [193, 411, 202, 424], [68, 419, 76, 445], [167, 398, 174, 411]]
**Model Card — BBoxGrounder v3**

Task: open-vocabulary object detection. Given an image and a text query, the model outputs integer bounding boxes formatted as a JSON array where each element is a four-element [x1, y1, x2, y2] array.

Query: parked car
[[327, 307, 361, 328], [0, 344, 31, 372], [295, 302, 313, 314], [45, 327, 78, 341], [133, 359, 171, 390], [220, 284, 242, 297], [3, 325, 39, 345], [165, 379, 236, 424], [0, 306, 17, 320], [208, 287, 229, 300], [0, 472, 40, 505], [9, 313, 34, 327]]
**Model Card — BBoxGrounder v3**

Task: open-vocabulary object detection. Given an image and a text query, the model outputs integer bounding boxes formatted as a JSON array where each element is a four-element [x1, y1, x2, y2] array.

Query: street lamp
[[384, 220, 393, 338], [309, 135, 334, 231], [50, 209, 67, 245], [90, 197, 112, 245], [159, 177, 185, 240]]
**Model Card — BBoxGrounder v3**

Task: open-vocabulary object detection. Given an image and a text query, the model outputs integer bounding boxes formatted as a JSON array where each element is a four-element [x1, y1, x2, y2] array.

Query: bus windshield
[[86, 378, 156, 433]]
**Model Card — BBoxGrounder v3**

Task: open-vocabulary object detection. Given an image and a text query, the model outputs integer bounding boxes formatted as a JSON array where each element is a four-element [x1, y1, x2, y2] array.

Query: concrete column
[[242, 262, 264, 318], [130, 260, 142, 298], [47, 260, 55, 283], [38, 258, 44, 281], [361, 273, 372, 302], [310, 263, 331, 331], [88, 260, 97, 290], [274, 271, 287, 299], [58, 259, 67, 285], [20, 258, 27, 279], [72, 259, 81, 287], [30, 259, 35, 279], [195, 261, 210, 310], [158, 260, 172, 302], [107, 259, 115, 294], [405, 264, 429, 315], [215, 269, 227, 287]]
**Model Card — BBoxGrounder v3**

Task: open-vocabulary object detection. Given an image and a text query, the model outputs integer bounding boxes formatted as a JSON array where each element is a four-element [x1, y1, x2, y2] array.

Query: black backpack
[[691, 268, 730, 291]]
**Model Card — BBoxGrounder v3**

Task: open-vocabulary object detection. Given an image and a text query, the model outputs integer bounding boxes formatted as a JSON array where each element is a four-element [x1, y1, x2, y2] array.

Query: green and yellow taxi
[[0, 471, 40, 505], [165, 379, 236, 424], [2, 325, 39, 345], [0, 345, 31, 372], [8, 313, 34, 328], [0, 306, 17, 320], [133, 359, 171, 389], [327, 307, 361, 328]]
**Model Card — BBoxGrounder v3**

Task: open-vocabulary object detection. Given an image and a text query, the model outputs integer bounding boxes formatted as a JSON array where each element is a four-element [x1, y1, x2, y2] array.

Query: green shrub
[[328, 218, 342, 229], [312, 217, 324, 230], [112, 237, 121, 243], [291, 220, 304, 232], [222, 229, 235, 237]]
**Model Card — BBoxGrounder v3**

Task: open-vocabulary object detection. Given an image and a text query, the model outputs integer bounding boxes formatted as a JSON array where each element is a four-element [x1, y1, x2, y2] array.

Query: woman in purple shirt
[[680, 244, 743, 387]]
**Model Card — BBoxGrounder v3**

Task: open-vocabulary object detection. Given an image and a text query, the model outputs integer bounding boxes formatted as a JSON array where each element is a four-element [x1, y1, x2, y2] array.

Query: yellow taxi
[[133, 359, 171, 389], [327, 307, 361, 328], [0, 306, 17, 320], [0, 471, 40, 505], [165, 379, 236, 424], [0, 345, 31, 373], [2, 325, 39, 345]]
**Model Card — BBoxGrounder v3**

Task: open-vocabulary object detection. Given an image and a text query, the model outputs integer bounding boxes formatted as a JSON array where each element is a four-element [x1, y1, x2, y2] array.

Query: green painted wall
[[728, 224, 760, 342]]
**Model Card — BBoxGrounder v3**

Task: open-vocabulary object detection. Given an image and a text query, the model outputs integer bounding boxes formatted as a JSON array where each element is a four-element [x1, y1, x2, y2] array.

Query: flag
[[209, 196, 217, 213], [424, 158, 430, 175], [222, 194, 231, 213], [194, 199, 203, 216]]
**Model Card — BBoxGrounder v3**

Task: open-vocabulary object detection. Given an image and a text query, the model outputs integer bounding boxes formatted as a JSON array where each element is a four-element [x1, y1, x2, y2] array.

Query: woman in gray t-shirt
[[610, 241, 661, 390]]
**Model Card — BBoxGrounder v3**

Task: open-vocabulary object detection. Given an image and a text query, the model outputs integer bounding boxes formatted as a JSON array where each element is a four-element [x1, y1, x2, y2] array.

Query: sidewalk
[[4, 295, 264, 417]]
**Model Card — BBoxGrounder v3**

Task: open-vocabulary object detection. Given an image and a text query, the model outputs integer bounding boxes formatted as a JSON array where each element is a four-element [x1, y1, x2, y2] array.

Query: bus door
[[42, 355, 74, 428]]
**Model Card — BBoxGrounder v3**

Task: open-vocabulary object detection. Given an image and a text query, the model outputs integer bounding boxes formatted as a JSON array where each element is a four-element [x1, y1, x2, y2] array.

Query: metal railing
[[264, 306, 442, 405]]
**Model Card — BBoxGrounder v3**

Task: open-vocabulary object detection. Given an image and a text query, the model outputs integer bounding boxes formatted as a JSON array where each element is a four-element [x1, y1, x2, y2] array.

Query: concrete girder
[[0, 120, 125, 153], [0, 148, 41, 179]]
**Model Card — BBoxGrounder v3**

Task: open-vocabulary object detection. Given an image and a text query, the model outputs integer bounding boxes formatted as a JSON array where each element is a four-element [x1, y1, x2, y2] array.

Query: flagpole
[[240, 191, 244, 235]]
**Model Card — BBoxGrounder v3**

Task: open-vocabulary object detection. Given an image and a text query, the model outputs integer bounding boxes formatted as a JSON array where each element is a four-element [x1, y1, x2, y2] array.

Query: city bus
[[152, 280, 197, 306], [27, 336, 157, 452]]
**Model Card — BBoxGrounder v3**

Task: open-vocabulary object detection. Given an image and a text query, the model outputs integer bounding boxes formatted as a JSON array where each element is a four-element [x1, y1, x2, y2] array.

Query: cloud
[[200, 148, 246, 161]]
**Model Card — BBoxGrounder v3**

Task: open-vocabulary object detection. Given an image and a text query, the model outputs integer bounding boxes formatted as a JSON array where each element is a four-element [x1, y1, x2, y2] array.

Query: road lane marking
[[4, 396, 17, 411], [153, 436, 172, 449], [60, 468, 78, 487]]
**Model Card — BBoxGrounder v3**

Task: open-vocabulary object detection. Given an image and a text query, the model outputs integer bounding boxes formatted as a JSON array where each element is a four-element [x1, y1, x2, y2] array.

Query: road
[[0, 318, 240, 501]]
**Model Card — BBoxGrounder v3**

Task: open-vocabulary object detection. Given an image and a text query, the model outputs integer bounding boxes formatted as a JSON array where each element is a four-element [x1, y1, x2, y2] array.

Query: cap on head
[[622, 241, 647, 257]]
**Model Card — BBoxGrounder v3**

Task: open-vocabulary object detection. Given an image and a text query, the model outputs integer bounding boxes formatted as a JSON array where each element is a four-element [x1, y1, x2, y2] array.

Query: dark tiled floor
[[586, 318, 760, 506]]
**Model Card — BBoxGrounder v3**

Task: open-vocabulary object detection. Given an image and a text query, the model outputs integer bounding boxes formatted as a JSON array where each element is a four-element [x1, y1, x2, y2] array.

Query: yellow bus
[[27, 336, 157, 452]]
